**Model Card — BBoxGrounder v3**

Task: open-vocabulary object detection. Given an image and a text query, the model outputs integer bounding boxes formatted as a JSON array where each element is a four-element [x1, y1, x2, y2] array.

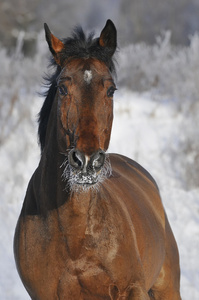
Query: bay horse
[[14, 20, 181, 300]]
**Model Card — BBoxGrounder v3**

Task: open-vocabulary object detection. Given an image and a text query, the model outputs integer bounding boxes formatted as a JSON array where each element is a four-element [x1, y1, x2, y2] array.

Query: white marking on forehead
[[84, 70, 92, 84]]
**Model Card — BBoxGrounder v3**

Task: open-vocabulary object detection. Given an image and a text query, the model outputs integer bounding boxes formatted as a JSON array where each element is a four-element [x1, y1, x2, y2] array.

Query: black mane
[[60, 27, 116, 73], [38, 27, 116, 151]]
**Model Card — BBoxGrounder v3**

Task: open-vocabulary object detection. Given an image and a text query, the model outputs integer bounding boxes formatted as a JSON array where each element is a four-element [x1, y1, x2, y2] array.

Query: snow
[[0, 35, 199, 299]]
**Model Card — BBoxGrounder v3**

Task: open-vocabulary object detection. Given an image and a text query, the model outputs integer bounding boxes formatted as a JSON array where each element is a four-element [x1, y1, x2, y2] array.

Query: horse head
[[43, 20, 117, 188]]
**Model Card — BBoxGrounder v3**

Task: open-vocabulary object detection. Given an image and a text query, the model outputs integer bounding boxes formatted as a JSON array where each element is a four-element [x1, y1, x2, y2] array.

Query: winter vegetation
[[1, 19, 199, 300]]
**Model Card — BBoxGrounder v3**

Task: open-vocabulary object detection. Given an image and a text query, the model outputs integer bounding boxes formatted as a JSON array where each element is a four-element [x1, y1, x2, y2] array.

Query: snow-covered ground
[[0, 34, 199, 299]]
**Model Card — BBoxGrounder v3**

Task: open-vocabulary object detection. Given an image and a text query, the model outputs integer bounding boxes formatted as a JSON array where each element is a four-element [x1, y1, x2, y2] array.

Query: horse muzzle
[[68, 149, 106, 185]]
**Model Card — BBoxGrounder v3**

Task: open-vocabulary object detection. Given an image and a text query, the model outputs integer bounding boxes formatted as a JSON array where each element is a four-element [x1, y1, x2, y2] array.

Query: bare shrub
[[117, 32, 199, 189], [0, 31, 47, 146]]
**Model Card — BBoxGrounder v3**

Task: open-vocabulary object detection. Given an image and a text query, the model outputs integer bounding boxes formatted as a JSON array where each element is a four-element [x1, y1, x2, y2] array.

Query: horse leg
[[149, 265, 181, 300], [127, 285, 151, 300], [109, 283, 150, 299], [149, 216, 181, 300]]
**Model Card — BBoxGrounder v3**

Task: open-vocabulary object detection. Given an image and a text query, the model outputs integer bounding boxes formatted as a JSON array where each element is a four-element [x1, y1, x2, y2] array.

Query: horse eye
[[58, 85, 68, 96], [107, 86, 116, 98]]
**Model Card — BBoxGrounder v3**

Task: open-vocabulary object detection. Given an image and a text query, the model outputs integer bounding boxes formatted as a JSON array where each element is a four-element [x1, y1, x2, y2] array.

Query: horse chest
[[56, 207, 132, 299], [16, 190, 165, 299], [58, 197, 120, 263], [57, 198, 139, 294]]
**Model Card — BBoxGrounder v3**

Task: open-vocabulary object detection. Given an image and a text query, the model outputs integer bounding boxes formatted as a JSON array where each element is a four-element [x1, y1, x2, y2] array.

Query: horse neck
[[36, 94, 94, 217], [35, 94, 69, 213]]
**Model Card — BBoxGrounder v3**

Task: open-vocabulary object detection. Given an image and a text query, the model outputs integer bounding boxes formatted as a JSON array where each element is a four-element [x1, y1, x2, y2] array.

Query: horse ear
[[44, 23, 65, 65], [99, 19, 117, 56]]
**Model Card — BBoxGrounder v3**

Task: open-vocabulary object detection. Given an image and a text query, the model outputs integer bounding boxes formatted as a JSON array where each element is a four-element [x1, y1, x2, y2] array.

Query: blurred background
[[2, 0, 199, 55], [0, 0, 199, 299]]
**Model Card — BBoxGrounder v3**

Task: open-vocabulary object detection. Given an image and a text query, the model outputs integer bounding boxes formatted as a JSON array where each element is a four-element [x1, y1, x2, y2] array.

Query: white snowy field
[[0, 33, 199, 299]]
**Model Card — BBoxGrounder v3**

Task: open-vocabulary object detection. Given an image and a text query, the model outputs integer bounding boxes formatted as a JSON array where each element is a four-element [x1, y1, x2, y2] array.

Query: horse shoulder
[[105, 153, 167, 289], [108, 153, 165, 222]]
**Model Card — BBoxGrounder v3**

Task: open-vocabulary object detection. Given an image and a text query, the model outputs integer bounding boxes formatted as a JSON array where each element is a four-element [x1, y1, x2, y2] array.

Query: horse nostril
[[68, 149, 85, 170], [68, 149, 105, 173], [91, 150, 105, 171]]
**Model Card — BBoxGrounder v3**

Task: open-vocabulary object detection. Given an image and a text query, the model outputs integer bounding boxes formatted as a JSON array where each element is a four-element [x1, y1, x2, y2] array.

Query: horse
[[14, 20, 181, 300]]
